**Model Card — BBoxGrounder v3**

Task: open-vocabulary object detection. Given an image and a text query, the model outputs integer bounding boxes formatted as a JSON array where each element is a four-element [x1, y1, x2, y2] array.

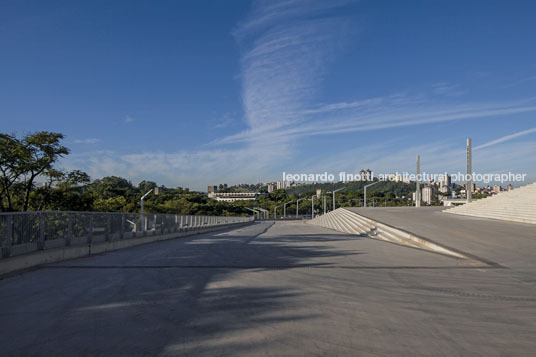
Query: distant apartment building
[[439, 174, 451, 193], [267, 183, 275, 193], [422, 186, 434, 205], [465, 183, 476, 193], [207, 185, 217, 193], [359, 169, 372, 181], [388, 173, 403, 182], [207, 192, 263, 203], [276, 180, 292, 189]]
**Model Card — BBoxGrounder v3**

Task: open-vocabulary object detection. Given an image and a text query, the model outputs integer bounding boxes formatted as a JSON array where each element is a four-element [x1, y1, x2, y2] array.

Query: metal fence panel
[[0, 211, 252, 259]]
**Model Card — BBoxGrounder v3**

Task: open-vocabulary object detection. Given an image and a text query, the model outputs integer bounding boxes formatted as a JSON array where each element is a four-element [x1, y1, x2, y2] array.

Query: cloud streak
[[73, 138, 100, 144], [474, 127, 536, 150], [64, 1, 536, 189]]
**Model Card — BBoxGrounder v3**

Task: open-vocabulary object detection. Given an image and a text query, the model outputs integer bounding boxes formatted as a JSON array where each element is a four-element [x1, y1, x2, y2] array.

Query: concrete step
[[450, 211, 536, 225]]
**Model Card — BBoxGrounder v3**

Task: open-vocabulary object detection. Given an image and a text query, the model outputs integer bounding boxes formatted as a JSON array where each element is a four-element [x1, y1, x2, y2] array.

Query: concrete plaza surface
[[1, 221, 535, 356], [347, 207, 536, 268]]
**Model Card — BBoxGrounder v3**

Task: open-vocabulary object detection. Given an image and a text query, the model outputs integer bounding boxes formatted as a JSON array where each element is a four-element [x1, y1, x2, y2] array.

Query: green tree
[[94, 196, 128, 212], [0, 132, 69, 211]]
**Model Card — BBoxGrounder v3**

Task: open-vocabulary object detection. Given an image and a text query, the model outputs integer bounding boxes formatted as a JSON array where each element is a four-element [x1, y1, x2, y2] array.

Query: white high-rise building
[[422, 186, 433, 205], [439, 174, 451, 193]]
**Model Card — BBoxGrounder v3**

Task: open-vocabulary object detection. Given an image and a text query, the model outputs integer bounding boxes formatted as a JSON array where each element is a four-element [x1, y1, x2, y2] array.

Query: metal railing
[[0, 211, 253, 259], [255, 214, 312, 221]]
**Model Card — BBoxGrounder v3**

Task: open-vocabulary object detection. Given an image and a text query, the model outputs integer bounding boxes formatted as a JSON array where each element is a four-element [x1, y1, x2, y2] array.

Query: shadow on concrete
[[0, 222, 358, 356]]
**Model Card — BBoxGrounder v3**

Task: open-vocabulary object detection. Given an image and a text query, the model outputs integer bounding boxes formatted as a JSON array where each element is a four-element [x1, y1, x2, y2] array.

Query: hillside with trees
[[1, 131, 420, 215]]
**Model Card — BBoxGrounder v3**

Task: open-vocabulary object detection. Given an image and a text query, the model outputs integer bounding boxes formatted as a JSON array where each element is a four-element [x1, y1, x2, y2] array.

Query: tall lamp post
[[141, 187, 159, 231], [364, 181, 380, 207], [296, 198, 305, 218], [258, 208, 269, 219], [245, 207, 260, 219], [311, 195, 317, 219], [332, 188, 345, 211], [283, 201, 292, 218], [273, 205, 281, 219]]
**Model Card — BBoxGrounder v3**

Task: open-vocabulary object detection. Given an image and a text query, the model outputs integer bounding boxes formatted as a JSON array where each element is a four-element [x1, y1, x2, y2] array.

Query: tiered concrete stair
[[308, 208, 467, 259], [444, 182, 536, 225]]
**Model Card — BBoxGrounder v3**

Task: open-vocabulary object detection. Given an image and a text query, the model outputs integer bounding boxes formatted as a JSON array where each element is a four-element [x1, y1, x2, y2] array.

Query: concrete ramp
[[308, 208, 471, 261]]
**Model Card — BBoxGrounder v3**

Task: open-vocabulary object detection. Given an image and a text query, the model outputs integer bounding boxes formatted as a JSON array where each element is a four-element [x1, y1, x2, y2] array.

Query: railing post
[[87, 214, 93, 244], [105, 214, 111, 241], [38, 213, 45, 250], [120, 214, 125, 239], [2, 215, 13, 258], [66, 214, 73, 246], [153, 214, 157, 235], [161, 216, 165, 235]]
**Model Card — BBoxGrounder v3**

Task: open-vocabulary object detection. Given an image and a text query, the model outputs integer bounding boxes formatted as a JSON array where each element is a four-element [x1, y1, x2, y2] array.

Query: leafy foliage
[[1, 131, 424, 215]]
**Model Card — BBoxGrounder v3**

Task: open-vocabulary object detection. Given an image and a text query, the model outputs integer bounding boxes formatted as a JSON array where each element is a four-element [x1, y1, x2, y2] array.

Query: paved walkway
[[1, 221, 535, 356]]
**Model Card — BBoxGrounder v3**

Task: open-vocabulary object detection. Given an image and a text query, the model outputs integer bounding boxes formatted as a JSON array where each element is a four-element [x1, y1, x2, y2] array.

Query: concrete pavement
[[1, 221, 535, 356], [347, 207, 536, 268]]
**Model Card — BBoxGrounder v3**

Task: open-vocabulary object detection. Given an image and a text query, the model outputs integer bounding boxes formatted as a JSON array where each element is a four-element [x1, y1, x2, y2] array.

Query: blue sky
[[2, 0, 536, 190]]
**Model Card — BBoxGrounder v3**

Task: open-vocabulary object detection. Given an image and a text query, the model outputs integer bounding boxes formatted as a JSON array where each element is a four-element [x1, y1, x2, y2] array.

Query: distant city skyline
[[2, 0, 536, 190]]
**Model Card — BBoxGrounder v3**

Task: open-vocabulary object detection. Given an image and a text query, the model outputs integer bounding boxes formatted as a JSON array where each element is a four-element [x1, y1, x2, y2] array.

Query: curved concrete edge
[[0, 222, 253, 277], [309, 208, 496, 265]]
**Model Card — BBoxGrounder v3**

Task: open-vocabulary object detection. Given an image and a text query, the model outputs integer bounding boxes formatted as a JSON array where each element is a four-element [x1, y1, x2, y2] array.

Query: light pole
[[283, 201, 292, 218], [245, 207, 260, 219], [364, 181, 380, 207], [311, 195, 317, 219], [296, 198, 305, 218], [273, 205, 281, 219], [140, 187, 159, 231], [332, 188, 345, 211], [258, 208, 269, 219]]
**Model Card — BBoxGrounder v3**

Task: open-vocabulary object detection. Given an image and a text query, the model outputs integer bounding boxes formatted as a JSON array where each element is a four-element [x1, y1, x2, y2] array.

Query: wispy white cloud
[[216, 95, 536, 144], [73, 138, 100, 144], [431, 82, 467, 96], [124, 115, 135, 123], [234, 0, 353, 143], [502, 75, 536, 88], [212, 113, 236, 129], [474, 127, 536, 150], [63, 1, 536, 189]]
